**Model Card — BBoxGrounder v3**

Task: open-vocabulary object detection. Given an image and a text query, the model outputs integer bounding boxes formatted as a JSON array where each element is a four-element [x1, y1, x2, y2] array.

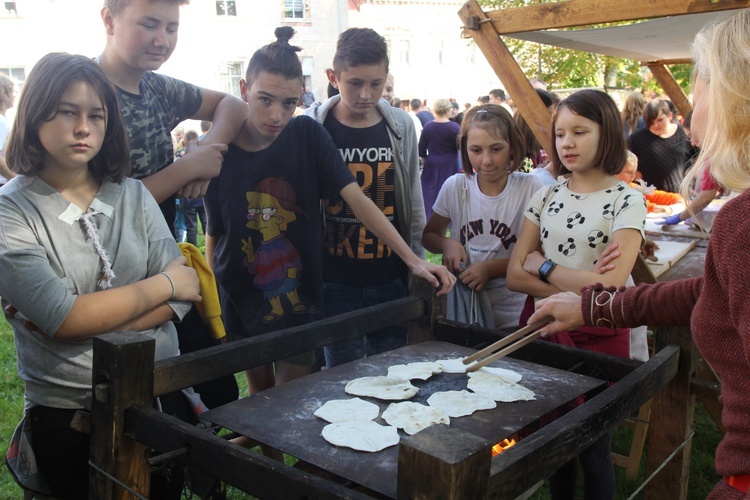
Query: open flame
[[491, 437, 517, 457]]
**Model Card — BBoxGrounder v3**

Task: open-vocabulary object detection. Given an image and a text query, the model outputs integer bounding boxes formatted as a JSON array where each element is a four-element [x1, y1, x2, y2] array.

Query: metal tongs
[[462, 317, 552, 372]]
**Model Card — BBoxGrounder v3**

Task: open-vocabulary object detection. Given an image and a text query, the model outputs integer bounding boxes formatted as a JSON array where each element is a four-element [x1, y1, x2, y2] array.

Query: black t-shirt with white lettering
[[322, 113, 407, 285]]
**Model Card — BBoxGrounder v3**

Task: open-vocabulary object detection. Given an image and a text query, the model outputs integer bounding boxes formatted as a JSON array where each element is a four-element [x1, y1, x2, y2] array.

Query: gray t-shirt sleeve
[[0, 196, 77, 335]]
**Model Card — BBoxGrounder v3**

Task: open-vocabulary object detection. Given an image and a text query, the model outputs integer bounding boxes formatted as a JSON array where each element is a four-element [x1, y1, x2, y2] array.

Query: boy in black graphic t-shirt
[[306, 28, 427, 367]]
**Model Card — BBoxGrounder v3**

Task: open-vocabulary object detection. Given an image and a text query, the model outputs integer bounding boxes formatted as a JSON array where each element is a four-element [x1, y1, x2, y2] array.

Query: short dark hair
[[332, 28, 389, 75], [489, 89, 506, 101], [6, 53, 130, 182], [643, 99, 672, 128], [246, 27, 303, 86], [549, 89, 626, 176], [459, 104, 525, 176], [105, 0, 189, 16]]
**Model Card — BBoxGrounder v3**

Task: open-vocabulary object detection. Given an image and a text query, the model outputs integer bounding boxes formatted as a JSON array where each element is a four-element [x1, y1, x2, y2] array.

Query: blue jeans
[[323, 279, 408, 368]]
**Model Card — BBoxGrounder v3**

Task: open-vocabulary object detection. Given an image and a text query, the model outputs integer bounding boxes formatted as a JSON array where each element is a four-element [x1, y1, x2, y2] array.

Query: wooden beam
[[458, 0, 554, 155], [90, 333, 155, 499], [646, 59, 693, 66], [397, 425, 491, 499], [645, 327, 696, 500], [478, 0, 750, 35], [647, 63, 693, 119], [153, 295, 425, 396], [407, 273, 445, 344], [487, 344, 679, 498], [127, 406, 374, 500]]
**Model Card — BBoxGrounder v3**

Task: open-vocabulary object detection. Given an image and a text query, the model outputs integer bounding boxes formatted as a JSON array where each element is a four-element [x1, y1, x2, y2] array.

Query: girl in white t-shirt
[[508, 89, 646, 500], [422, 104, 543, 329]]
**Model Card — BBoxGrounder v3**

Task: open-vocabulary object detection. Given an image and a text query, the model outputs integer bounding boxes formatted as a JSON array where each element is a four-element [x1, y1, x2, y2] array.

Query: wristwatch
[[538, 259, 557, 283]]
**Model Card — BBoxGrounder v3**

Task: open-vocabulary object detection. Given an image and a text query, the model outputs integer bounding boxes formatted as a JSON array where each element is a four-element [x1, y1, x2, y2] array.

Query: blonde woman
[[419, 98, 461, 219], [529, 10, 750, 499], [621, 91, 646, 137]]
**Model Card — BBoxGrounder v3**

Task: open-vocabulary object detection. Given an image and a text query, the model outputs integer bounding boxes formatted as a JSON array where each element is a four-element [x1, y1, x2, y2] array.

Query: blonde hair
[[684, 9, 750, 196], [621, 92, 645, 136], [433, 98, 452, 117]]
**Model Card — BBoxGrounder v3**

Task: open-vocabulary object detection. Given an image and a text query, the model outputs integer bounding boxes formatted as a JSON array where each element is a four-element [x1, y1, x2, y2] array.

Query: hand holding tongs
[[463, 317, 552, 372]]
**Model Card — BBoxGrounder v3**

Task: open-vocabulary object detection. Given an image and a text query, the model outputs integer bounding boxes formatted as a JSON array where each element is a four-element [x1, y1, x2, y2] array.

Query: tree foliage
[[476, 0, 692, 94]]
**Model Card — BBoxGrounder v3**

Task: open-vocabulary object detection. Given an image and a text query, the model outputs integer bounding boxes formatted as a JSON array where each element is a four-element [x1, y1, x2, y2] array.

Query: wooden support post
[[408, 276, 445, 345], [458, 0, 553, 155], [90, 332, 155, 499], [645, 326, 696, 500], [646, 63, 692, 119], [397, 424, 491, 499]]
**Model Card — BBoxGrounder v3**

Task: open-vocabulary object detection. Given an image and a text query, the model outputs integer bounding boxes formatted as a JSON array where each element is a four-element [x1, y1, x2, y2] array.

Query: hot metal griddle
[[202, 340, 604, 498]]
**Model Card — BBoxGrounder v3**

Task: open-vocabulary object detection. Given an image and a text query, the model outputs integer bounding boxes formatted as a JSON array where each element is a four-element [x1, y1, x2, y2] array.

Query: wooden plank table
[[202, 340, 604, 498]]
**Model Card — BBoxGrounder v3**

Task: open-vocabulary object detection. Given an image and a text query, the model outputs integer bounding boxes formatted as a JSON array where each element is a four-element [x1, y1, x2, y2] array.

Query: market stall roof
[[501, 12, 730, 63]]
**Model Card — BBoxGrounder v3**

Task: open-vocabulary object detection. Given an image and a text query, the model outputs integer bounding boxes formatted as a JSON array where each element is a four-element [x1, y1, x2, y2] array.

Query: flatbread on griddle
[[382, 402, 450, 435], [474, 366, 523, 384], [426, 390, 497, 417], [467, 371, 536, 402], [313, 398, 380, 423], [387, 361, 442, 380], [345, 376, 418, 400], [436, 357, 478, 374], [321, 421, 399, 452]]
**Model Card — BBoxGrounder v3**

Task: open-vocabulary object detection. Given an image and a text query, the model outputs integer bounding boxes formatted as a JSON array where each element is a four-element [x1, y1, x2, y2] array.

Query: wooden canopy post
[[458, 0, 553, 155], [646, 62, 692, 118], [90, 332, 155, 499]]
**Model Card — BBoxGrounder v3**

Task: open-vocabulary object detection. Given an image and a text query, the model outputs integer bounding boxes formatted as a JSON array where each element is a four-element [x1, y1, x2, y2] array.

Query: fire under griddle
[[202, 340, 604, 498]]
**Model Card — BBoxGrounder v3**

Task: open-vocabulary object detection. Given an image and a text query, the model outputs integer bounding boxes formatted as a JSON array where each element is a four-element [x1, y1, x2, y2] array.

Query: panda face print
[[566, 212, 585, 229], [588, 229, 609, 248], [528, 206, 541, 221], [602, 203, 615, 220], [558, 237, 576, 257], [547, 201, 564, 217]]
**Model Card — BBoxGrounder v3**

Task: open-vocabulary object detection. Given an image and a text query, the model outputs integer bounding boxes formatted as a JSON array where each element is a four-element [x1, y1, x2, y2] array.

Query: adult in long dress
[[419, 98, 461, 220]]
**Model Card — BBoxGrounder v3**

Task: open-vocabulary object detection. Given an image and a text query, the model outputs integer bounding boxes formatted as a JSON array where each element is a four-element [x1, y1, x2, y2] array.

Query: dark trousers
[[548, 431, 615, 500], [30, 406, 90, 500], [183, 205, 207, 246]]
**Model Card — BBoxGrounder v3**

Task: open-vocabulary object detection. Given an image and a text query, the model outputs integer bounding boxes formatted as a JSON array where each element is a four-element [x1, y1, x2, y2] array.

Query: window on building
[[0, 67, 25, 85], [216, 0, 236, 16], [284, 0, 306, 20], [3, 2, 17, 15], [219, 62, 243, 97]]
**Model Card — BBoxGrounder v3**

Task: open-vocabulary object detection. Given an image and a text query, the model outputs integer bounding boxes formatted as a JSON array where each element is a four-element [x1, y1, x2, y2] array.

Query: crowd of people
[[0, 0, 747, 498]]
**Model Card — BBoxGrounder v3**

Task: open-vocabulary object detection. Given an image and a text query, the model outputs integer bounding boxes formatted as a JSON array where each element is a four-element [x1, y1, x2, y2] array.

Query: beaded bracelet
[[159, 271, 176, 301]]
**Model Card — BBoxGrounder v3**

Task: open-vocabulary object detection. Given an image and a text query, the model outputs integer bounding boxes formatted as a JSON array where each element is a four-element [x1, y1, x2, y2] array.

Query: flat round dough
[[387, 361, 442, 380], [382, 402, 450, 435], [467, 372, 536, 402], [473, 366, 523, 384], [426, 390, 497, 417], [313, 398, 380, 423], [321, 421, 399, 452], [436, 357, 477, 374], [345, 376, 418, 400]]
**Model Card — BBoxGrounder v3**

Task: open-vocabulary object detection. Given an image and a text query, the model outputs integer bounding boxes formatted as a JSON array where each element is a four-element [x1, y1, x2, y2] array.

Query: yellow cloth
[[178, 243, 226, 339]]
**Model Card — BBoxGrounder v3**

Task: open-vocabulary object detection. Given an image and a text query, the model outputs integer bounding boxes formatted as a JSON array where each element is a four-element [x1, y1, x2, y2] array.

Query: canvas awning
[[502, 12, 730, 64]]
